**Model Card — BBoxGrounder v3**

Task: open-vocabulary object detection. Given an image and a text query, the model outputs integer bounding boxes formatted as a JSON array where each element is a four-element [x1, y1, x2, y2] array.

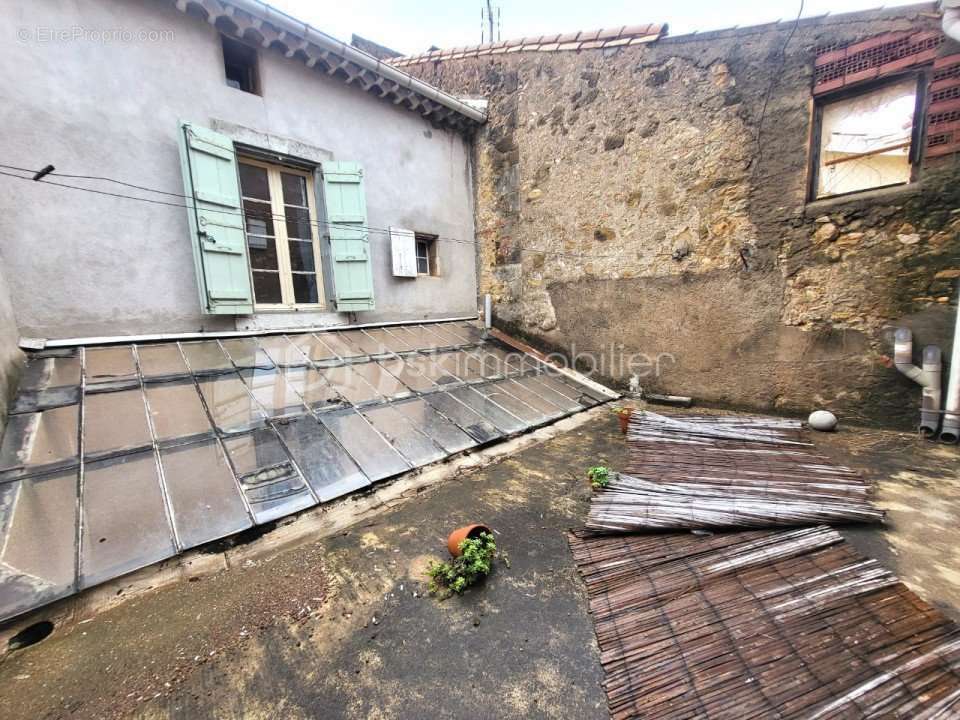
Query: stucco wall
[[0, 0, 477, 339], [0, 264, 23, 436], [402, 4, 960, 428]]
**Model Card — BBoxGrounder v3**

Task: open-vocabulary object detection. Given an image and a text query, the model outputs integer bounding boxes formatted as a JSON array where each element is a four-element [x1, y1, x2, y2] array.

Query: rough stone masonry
[[400, 4, 960, 428]]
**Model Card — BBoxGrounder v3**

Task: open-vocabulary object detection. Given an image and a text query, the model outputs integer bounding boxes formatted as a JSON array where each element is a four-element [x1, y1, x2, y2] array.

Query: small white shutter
[[390, 227, 417, 277]]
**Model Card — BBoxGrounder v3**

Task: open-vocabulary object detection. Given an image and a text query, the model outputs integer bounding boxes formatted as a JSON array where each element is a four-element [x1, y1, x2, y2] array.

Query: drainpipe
[[944, 1, 960, 42], [941, 290, 960, 443], [894, 328, 943, 436]]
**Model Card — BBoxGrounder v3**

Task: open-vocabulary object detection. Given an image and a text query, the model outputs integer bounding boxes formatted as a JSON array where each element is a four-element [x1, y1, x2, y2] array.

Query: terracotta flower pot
[[447, 523, 491, 557], [618, 408, 634, 434]]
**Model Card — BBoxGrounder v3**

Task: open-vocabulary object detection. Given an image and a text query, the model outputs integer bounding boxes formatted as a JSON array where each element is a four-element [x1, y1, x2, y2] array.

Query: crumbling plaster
[[403, 4, 960, 426]]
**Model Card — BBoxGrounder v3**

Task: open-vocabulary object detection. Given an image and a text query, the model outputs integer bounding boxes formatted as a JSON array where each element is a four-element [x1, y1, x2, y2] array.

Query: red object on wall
[[927, 54, 960, 158], [814, 30, 960, 159], [813, 30, 944, 95]]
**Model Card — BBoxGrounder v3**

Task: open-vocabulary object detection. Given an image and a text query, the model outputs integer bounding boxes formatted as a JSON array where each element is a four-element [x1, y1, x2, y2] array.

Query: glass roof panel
[[0, 404, 79, 476], [321, 365, 381, 405], [376, 357, 437, 392], [448, 386, 526, 434], [221, 428, 315, 523], [196, 372, 266, 433], [318, 409, 409, 482], [83, 388, 152, 458], [256, 336, 308, 367], [160, 439, 251, 549], [361, 404, 445, 468], [85, 346, 138, 385], [472, 381, 547, 424], [0, 469, 77, 622], [80, 451, 176, 588], [18, 353, 81, 391], [137, 344, 189, 380], [423, 392, 501, 444], [181, 341, 233, 375], [144, 378, 213, 445], [237, 368, 306, 418], [389, 397, 476, 454], [275, 415, 370, 502], [365, 327, 414, 353], [280, 367, 342, 409], [287, 333, 342, 363], [221, 338, 275, 370]]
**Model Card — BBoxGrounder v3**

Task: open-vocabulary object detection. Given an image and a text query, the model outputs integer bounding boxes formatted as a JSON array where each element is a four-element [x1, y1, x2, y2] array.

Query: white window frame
[[239, 158, 325, 310]]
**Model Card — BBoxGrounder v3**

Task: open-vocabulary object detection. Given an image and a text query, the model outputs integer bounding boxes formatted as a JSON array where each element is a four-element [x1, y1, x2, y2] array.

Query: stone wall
[[402, 4, 960, 427]]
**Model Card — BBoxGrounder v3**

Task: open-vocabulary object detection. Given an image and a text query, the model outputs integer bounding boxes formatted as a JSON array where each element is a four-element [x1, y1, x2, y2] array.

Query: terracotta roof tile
[[390, 22, 666, 67]]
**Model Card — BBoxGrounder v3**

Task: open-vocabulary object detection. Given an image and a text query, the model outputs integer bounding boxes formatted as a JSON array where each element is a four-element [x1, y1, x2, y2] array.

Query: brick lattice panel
[[813, 30, 944, 94]]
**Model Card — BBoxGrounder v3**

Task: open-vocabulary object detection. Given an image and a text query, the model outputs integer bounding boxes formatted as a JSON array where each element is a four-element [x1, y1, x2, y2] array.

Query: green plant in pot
[[587, 465, 611, 490], [427, 531, 497, 599]]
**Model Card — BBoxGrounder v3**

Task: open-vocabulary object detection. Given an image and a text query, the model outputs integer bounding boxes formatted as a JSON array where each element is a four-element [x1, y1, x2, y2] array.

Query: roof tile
[[390, 22, 665, 67]]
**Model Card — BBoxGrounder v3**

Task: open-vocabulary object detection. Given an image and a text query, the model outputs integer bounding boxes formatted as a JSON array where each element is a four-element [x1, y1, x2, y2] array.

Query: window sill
[[253, 306, 330, 314], [804, 182, 921, 217]]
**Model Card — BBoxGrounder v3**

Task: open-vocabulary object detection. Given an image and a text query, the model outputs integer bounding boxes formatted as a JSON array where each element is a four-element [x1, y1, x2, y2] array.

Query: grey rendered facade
[[0, 0, 479, 341]]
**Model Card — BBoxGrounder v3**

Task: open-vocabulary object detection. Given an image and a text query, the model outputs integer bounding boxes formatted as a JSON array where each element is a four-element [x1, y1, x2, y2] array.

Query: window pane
[[280, 172, 307, 206], [292, 273, 319, 304], [239, 163, 270, 201], [253, 271, 283, 304], [243, 200, 274, 237], [285, 206, 312, 240], [817, 78, 915, 198], [416, 241, 428, 261], [248, 234, 278, 270], [417, 256, 429, 274], [288, 240, 316, 272]]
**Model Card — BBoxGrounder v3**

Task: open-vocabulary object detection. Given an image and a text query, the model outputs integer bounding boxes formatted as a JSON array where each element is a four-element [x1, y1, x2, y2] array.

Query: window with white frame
[[238, 159, 324, 308], [812, 76, 921, 199], [415, 233, 438, 276]]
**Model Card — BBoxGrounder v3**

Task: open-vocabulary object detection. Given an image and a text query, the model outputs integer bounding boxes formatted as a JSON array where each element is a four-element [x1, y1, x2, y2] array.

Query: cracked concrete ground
[[0, 409, 958, 719]]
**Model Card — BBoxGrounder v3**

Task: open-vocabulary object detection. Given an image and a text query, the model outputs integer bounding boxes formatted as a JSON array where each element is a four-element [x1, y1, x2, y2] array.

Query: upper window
[[222, 36, 260, 95], [238, 160, 324, 309], [813, 77, 919, 199], [415, 233, 438, 276]]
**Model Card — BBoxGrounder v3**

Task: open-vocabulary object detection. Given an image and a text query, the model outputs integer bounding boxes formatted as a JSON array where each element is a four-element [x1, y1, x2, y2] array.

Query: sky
[[266, 0, 923, 56]]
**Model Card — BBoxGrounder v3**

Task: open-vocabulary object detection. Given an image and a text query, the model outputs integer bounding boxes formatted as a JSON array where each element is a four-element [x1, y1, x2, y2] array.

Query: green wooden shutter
[[321, 162, 375, 312], [177, 121, 253, 314]]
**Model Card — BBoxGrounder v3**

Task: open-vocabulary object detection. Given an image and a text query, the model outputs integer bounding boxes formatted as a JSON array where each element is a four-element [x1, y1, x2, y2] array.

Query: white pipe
[[944, 1, 960, 42], [941, 291, 960, 443], [894, 328, 942, 436], [483, 294, 492, 330]]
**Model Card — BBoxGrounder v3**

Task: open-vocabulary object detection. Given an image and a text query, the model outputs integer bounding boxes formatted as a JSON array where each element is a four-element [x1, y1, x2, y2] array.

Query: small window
[[415, 234, 438, 276], [238, 159, 324, 308], [222, 36, 259, 95], [812, 77, 919, 199]]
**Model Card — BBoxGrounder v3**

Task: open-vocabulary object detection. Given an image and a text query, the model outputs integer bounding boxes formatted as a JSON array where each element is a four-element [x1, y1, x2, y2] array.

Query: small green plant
[[427, 531, 497, 599], [587, 465, 611, 489]]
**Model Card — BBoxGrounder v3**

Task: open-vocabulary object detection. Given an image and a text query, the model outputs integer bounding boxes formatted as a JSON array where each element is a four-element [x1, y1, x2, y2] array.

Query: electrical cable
[[0, 166, 643, 261]]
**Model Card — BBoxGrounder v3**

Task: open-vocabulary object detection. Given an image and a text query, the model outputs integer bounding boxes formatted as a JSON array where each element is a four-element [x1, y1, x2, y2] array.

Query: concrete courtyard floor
[[1, 408, 959, 719]]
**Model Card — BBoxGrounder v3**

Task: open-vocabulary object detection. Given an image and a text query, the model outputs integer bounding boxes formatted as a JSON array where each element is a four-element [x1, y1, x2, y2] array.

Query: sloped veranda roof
[[0, 321, 612, 622]]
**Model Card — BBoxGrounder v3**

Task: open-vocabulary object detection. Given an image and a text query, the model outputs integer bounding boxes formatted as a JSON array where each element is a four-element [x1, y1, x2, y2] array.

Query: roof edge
[[659, 2, 940, 45], [172, 0, 485, 128], [390, 22, 667, 68]]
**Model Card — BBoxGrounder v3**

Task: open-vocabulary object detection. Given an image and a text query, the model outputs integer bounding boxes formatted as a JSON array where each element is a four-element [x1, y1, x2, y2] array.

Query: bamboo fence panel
[[586, 411, 883, 531], [569, 526, 960, 719]]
